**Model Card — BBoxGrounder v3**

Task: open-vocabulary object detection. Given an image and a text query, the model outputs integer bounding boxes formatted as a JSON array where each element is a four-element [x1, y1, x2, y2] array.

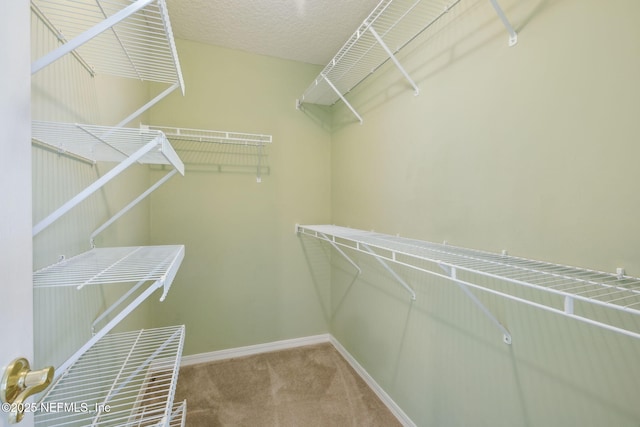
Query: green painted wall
[[327, 0, 640, 426], [147, 40, 332, 355]]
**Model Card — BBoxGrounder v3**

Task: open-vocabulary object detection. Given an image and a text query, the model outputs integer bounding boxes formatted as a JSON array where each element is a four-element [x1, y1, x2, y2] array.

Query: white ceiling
[[165, 0, 382, 65]]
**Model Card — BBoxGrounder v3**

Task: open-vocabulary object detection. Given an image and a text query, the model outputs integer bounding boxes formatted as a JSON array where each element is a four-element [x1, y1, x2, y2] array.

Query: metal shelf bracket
[[360, 243, 417, 301], [90, 168, 179, 247], [114, 82, 181, 129], [367, 26, 419, 96], [33, 138, 160, 236], [439, 263, 512, 344], [295, 224, 361, 274], [32, 122, 184, 237], [320, 233, 363, 275], [488, 0, 518, 46], [321, 74, 363, 124]]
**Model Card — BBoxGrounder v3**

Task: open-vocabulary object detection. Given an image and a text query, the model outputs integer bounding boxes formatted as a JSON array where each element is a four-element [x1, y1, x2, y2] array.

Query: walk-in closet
[[1, 0, 639, 426]]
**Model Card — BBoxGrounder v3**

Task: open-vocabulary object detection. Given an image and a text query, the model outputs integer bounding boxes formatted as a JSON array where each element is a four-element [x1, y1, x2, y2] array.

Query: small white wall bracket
[[488, 0, 518, 46]]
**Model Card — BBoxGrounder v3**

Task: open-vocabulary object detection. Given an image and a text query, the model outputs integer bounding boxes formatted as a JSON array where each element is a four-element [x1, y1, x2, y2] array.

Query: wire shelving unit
[[31, 0, 185, 127], [32, 121, 185, 238], [35, 325, 185, 427], [34, 245, 185, 378], [297, 225, 640, 344], [146, 125, 273, 182], [296, 0, 518, 123]]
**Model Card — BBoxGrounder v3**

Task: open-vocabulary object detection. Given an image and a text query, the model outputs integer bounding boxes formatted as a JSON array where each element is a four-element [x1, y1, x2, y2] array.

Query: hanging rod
[[32, 137, 96, 165], [297, 225, 640, 343], [30, 1, 95, 76]]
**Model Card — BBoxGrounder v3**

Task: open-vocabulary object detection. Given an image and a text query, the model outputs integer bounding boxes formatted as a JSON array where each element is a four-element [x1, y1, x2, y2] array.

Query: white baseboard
[[180, 334, 331, 366], [180, 333, 415, 427], [328, 336, 416, 427]]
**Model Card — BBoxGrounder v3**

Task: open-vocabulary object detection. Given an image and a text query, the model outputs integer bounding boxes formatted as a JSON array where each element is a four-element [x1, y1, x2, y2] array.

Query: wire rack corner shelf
[[31, 0, 186, 128], [297, 224, 640, 344], [296, 0, 518, 124], [34, 245, 185, 377], [146, 124, 273, 182], [35, 325, 186, 427], [32, 121, 185, 239]]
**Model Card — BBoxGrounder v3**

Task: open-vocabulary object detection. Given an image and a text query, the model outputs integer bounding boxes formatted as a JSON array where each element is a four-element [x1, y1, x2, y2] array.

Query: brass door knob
[[1, 358, 54, 424]]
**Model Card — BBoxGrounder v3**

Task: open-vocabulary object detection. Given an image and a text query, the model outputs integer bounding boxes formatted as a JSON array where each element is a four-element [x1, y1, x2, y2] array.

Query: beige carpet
[[175, 342, 402, 426]]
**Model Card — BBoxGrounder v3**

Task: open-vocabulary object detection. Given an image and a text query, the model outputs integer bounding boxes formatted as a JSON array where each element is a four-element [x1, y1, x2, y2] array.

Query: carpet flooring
[[175, 342, 402, 426]]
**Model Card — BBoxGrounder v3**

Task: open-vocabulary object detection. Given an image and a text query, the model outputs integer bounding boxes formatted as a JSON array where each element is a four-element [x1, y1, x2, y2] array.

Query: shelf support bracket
[[361, 243, 416, 300], [297, 225, 361, 274], [367, 26, 419, 96], [31, 1, 95, 76], [31, 0, 156, 74], [54, 279, 162, 381], [33, 138, 161, 236], [318, 232, 362, 275], [114, 82, 180, 129], [90, 168, 179, 247], [439, 263, 512, 344], [91, 279, 146, 334], [320, 73, 363, 124], [55, 245, 184, 381], [488, 0, 518, 46]]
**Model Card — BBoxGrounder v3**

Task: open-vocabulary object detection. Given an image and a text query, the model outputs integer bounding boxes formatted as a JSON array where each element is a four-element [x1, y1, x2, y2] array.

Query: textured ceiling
[[165, 0, 382, 65]]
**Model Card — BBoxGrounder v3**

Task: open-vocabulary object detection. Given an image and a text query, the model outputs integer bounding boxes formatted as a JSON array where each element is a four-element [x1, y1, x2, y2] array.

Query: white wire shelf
[[31, 0, 185, 129], [146, 124, 272, 182], [34, 245, 185, 378], [31, 0, 184, 92], [33, 245, 185, 294], [297, 225, 640, 343], [32, 121, 183, 169], [32, 121, 185, 236], [35, 325, 185, 427], [146, 125, 272, 147], [296, 0, 517, 123]]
